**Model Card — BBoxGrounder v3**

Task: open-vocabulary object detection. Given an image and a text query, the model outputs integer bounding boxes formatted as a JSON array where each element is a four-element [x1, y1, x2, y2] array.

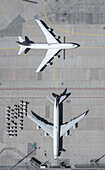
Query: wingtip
[[85, 110, 89, 115], [18, 50, 21, 55], [36, 19, 40, 23], [36, 69, 39, 73]]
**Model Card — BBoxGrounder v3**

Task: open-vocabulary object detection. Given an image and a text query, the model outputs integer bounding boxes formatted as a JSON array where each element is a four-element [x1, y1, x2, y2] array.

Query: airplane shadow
[[59, 102, 65, 156]]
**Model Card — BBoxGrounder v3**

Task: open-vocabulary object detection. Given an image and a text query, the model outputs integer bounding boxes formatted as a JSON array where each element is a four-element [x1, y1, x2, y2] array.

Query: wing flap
[[60, 110, 89, 137], [36, 49, 60, 72], [28, 112, 53, 138], [36, 20, 59, 43]]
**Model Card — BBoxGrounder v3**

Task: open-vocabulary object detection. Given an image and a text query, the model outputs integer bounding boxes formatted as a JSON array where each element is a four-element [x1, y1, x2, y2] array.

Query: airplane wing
[[60, 110, 89, 137], [28, 112, 53, 138], [36, 49, 61, 72], [36, 20, 60, 43]]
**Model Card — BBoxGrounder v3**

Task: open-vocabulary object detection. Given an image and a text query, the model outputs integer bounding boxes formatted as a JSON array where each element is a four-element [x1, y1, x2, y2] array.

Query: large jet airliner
[[28, 89, 89, 159], [17, 20, 80, 72]]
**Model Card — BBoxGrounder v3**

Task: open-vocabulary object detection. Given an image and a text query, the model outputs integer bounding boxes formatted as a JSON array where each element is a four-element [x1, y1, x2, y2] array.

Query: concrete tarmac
[[0, 0, 105, 168]]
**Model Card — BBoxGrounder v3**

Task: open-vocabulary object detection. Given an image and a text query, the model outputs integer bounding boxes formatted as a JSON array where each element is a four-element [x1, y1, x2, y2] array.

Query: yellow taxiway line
[[0, 0, 18, 19], [43, 0, 105, 94], [44, 0, 105, 37], [57, 58, 59, 94], [0, 48, 19, 49]]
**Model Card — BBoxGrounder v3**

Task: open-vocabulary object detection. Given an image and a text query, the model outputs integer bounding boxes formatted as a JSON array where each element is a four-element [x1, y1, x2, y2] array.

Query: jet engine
[[73, 122, 78, 129], [37, 125, 40, 130], [55, 36, 60, 40], [44, 132, 49, 136], [48, 28, 53, 32], [65, 130, 69, 136], [54, 55, 60, 59], [46, 62, 53, 66]]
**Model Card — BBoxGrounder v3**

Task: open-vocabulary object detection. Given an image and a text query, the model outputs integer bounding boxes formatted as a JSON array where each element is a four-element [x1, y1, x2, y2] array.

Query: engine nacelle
[[73, 122, 78, 129], [54, 54, 60, 59], [37, 125, 40, 130], [46, 62, 53, 66], [65, 130, 69, 136], [44, 132, 49, 136], [48, 28, 53, 32], [55, 36, 60, 40]]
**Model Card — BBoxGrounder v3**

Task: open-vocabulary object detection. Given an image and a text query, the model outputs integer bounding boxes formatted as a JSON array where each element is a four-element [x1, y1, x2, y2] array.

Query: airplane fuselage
[[18, 42, 79, 50], [53, 98, 60, 160]]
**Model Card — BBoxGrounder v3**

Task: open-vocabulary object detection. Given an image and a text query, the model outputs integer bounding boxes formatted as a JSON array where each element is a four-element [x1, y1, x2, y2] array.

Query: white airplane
[[28, 88, 89, 159], [17, 20, 80, 72]]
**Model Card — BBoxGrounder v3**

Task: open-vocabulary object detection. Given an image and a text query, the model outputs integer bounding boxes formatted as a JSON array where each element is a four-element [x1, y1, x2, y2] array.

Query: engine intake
[[48, 28, 53, 32], [44, 132, 49, 136], [54, 55, 60, 59], [55, 36, 60, 40], [37, 125, 40, 130], [46, 62, 53, 66], [65, 130, 69, 136], [73, 122, 78, 129]]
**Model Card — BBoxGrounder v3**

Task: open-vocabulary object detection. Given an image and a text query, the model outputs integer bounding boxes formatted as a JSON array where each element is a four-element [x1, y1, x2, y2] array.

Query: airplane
[[27, 88, 89, 159], [17, 20, 80, 72]]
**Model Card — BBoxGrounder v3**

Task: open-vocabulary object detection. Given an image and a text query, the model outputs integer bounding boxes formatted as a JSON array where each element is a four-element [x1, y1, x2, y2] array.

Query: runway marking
[[0, 0, 18, 19], [24, 2, 44, 42], [44, 1, 105, 37]]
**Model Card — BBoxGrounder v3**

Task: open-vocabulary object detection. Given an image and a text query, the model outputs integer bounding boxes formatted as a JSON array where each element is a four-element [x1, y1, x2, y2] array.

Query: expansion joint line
[[44, 0, 105, 36], [24, 2, 44, 42]]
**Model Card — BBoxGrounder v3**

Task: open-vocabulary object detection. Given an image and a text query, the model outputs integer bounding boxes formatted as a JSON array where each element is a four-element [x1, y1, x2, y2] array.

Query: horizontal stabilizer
[[60, 148, 66, 152], [52, 89, 71, 104], [18, 46, 26, 55], [18, 36, 24, 43], [60, 110, 89, 137], [52, 93, 59, 98], [47, 96, 55, 104]]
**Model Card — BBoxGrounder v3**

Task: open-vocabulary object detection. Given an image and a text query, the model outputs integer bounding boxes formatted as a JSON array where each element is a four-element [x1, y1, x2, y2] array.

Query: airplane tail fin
[[52, 88, 71, 104]]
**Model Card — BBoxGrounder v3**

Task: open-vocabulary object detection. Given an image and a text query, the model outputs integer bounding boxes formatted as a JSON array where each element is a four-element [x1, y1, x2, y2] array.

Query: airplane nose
[[77, 43, 80, 47], [73, 43, 80, 48], [54, 155, 58, 160]]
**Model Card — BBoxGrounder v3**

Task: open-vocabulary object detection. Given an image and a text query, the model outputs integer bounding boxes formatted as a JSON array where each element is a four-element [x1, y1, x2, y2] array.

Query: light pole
[[10, 147, 40, 170], [90, 154, 105, 170]]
